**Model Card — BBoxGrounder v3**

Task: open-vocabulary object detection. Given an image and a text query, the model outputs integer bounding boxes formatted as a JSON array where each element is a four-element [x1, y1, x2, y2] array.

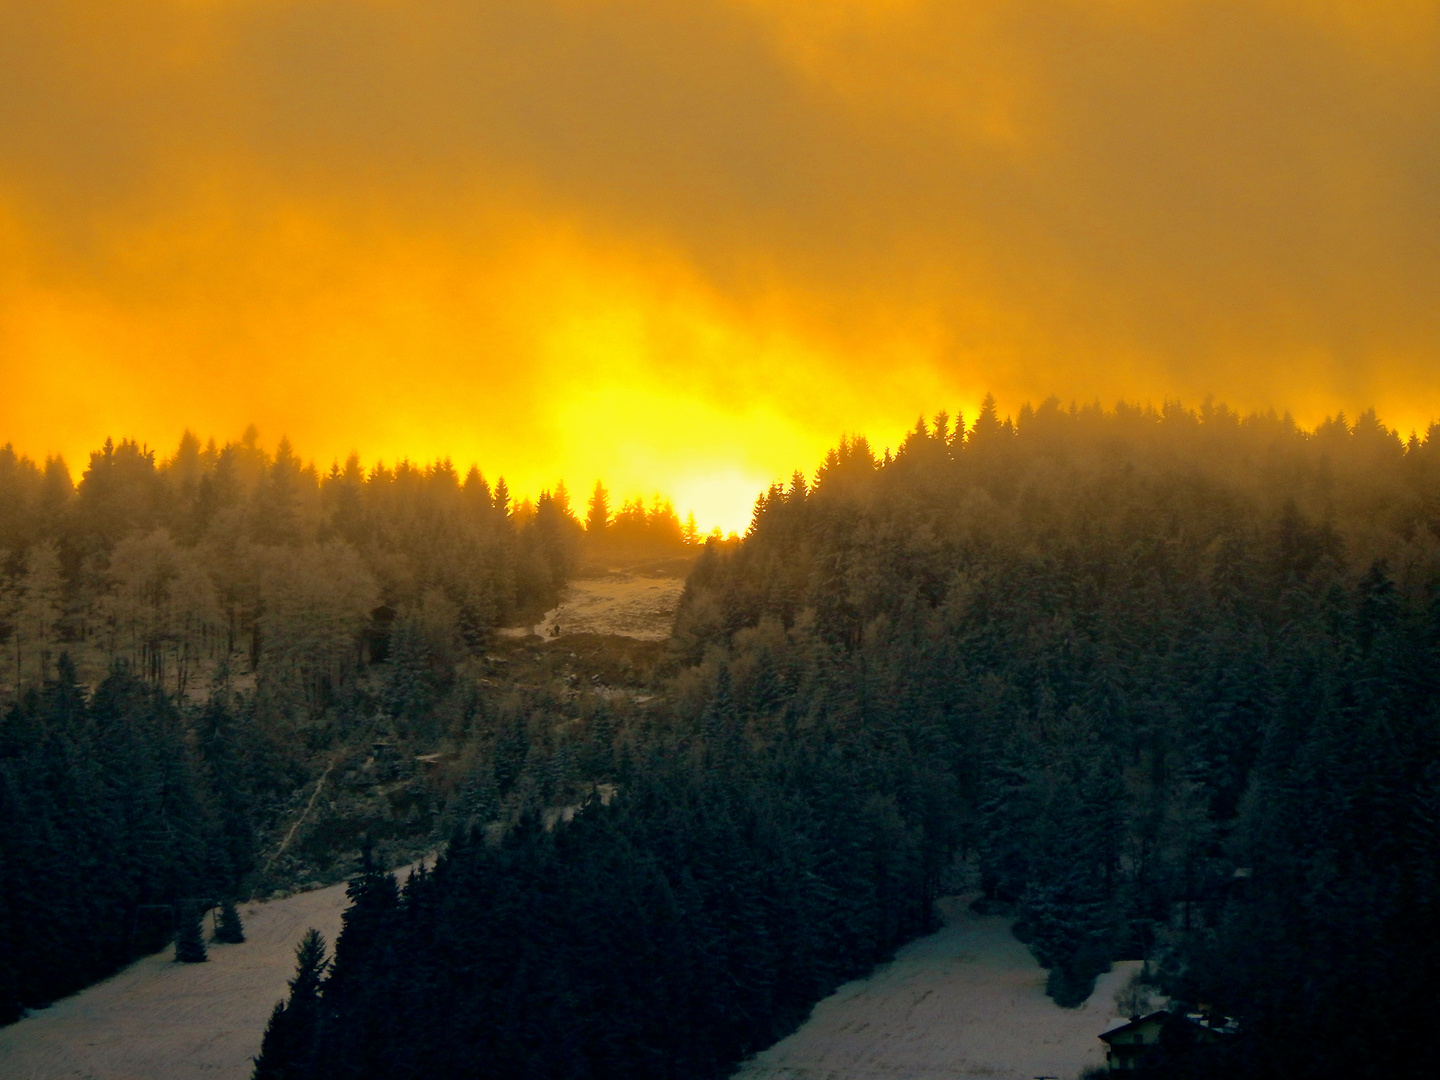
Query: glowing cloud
[[2, 1, 1438, 531]]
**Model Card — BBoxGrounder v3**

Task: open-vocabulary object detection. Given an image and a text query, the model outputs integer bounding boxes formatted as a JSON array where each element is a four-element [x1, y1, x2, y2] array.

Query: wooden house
[[1098, 1010, 1236, 1071]]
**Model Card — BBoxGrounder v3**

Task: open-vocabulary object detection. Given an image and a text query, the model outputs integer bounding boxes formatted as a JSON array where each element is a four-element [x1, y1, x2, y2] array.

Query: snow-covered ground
[[734, 908, 1140, 1080], [499, 568, 688, 641], [1, 877, 1133, 1080], [0, 878, 362, 1080]]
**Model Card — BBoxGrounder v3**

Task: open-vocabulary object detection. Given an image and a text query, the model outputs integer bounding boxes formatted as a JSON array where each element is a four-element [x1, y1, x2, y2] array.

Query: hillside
[[243, 405, 1440, 1080], [0, 879, 358, 1080], [736, 907, 1140, 1080], [0, 558, 686, 1080]]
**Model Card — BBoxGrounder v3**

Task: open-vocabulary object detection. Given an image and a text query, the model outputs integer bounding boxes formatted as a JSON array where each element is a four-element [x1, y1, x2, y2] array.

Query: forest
[[5, 398, 1440, 1080], [249, 398, 1440, 1080], [0, 427, 689, 1019]]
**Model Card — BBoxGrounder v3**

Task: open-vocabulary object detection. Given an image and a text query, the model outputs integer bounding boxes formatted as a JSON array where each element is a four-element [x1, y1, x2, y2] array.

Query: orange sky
[[3, 0, 1439, 532]]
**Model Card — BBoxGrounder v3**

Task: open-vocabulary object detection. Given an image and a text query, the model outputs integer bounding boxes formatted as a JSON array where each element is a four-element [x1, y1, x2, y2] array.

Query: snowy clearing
[[733, 905, 1140, 1080], [499, 567, 688, 641]]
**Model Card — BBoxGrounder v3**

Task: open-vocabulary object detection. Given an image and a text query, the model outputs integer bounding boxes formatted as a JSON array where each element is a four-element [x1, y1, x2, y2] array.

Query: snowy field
[[734, 906, 1139, 1080], [500, 568, 689, 641], [0, 879, 361, 1080], [0, 872, 1133, 1080]]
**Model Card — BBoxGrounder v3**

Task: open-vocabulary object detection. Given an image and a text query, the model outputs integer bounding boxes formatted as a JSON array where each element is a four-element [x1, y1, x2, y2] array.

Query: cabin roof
[[1099, 1010, 1238, 1043], [1099, 1011, 1170, 1042]]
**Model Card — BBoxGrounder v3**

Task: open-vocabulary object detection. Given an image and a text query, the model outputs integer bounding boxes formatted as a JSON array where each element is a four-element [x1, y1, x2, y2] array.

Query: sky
[[2, 0, 1438, 532]]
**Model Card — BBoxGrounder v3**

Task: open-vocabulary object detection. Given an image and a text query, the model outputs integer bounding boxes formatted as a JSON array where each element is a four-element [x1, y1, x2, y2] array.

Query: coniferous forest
[[5, 399, 1440, 1079], [0, 427, 684, 1020]]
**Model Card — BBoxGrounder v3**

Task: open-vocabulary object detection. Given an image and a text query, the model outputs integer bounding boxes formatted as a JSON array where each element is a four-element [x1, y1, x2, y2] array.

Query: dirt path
[[733, 911, 1140, 1080], [0, 872, 407, 1080]]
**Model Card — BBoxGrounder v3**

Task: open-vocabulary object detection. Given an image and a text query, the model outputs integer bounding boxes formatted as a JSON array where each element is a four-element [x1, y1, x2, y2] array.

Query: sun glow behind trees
[[4, 1, 1440, 530]]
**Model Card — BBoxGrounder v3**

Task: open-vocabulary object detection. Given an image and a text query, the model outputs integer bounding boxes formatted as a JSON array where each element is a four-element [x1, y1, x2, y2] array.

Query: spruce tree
[[253, 928, 328, 1080], [586, 480, 610, 537], [174, 905, 208, 963], [215, 899, 245, 944], [382, 617, 431, 722]]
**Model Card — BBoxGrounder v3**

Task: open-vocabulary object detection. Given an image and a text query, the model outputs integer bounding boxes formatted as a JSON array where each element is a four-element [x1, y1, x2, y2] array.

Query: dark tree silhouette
[[215, 900, 246, 945], [174, 907, 208, 964], [253, 928, 329, 1080]]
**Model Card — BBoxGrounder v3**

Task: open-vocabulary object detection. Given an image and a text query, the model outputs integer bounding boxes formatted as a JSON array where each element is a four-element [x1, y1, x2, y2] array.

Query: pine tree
[[215, 899, 245, 944], [382, 616, 431, 721], [586, 480, 610, 537], [14, 541, 63, 688], [174, 905, 208, 963], [253, 928, 329, 1080]]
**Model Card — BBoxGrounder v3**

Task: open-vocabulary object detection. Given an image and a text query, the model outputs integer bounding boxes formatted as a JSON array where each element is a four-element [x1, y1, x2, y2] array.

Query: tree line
[[1, 427, 696, 709], [671, 397, 1440, 1077], [0, 662, 268, 1021]]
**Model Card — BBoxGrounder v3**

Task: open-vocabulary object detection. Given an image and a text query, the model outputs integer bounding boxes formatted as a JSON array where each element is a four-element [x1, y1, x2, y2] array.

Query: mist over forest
[[0, 424, 692, 1012], [4, 396, 1440, 1080], [1, 425, 697, 700]]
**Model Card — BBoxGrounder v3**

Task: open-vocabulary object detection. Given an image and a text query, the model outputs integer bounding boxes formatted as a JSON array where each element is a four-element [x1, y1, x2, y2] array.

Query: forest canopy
[[2, 398, 1437, 1079], [0, 428, 699, 705], [0, 425, 692, 1022], [238, 396, 1440, 1080]]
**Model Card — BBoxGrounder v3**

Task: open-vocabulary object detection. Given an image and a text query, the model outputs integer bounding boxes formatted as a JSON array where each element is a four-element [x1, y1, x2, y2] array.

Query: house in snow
[[1098, 1010, 1237, 1071]]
